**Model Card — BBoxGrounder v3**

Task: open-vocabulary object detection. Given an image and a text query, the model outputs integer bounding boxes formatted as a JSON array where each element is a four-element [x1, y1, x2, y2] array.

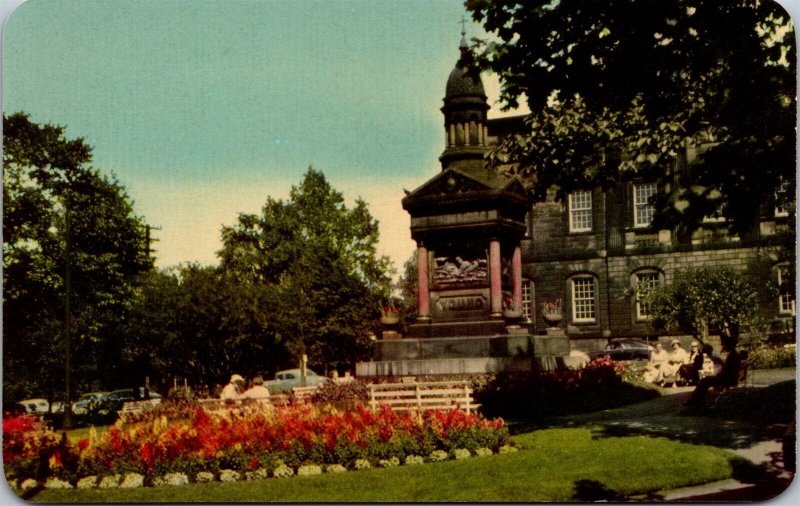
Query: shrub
[[748, 344, 796, 369], [475, 359, 657, 420], [311, 380, 369, 404]]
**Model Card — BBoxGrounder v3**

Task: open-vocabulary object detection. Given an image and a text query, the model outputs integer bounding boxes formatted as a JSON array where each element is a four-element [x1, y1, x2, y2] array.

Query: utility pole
[[63, 201, 73, 429]]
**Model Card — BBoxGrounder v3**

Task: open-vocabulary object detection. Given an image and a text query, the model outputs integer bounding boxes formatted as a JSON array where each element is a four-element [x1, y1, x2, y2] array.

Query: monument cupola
[[440, 28, 490, 171]]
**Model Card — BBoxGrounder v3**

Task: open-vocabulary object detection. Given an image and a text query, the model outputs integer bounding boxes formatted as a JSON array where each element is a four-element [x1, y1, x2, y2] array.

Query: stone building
[[406, 33, 795, 355], [486, 120, 795, 353]]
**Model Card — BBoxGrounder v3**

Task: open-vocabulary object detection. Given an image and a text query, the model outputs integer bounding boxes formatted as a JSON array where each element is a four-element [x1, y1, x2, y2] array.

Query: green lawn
[[29, 427, 735, 502]]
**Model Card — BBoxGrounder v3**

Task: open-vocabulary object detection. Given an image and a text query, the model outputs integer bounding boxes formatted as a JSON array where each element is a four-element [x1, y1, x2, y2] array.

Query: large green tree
[[219, 168, 393, 374], [466, 0, 795, 239], [3, 113, 153, 403]]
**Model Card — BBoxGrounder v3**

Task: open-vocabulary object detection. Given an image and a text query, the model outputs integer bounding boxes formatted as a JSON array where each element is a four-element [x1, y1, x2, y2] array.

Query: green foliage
[[476, 360, 658, 420], [218, 168, 393, 372], [644, 266, 759, 340], [748, 345, 796, 370], [466, 0, 795, 240], [3, 113, 153, 403], [311, 379, 369, 403]]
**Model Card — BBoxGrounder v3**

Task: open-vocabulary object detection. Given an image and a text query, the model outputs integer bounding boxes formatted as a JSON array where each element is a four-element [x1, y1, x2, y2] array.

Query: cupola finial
[[459, 15, 468, 52]]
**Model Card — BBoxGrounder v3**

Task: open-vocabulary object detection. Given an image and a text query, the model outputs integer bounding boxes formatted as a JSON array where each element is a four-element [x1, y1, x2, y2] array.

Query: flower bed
[[3, 404, 508, 489]]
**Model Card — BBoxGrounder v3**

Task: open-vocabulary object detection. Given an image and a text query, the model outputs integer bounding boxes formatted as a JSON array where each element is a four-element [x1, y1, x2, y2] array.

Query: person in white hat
[[220, 374, 245, 401]]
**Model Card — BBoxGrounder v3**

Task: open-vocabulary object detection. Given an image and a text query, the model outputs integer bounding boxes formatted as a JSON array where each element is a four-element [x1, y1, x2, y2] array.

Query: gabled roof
[[402, 166, 526, 208]]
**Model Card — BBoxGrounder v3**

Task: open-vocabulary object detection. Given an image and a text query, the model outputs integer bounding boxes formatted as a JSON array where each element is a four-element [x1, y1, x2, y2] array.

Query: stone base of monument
[[357, 332, 570, 377], [381, 330, 402, 340], [406, 320, 508, 338]]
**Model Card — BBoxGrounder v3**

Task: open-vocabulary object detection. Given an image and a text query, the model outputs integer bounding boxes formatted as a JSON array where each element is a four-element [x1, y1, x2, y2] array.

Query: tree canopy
[[643, 266, 759, 343], [3, 113, 153, 403], [466, 0, 796, 238], [218, 168, 393, 374]]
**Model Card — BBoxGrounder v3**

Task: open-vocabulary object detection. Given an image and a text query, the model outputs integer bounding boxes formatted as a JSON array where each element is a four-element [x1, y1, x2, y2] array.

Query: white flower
[[195, 471, 215, 483], [20, 479, 38, 490], [153, 472, 189, 486], [325, 464, 347, 474], [498, 444, 518, 454], [245, 468, 269, 481], [44, 477, 72, 489], [98, 475, 121, 488], [353, 459, 371, 470], [76, 476, 98, 489], [475, 447, 493, 457], [429, 450, 449, 462], [297, 465, 322, 476], [119, 473, 144, 488], [272, 465, 294, 478], [219, 469, 241, 482], [404, 455, 425, 465], [378, 457, 400, 468], [453, 448, 471, 460]]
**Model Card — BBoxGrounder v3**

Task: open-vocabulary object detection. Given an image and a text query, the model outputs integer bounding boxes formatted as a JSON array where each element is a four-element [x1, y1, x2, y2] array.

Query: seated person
[[643, 342, 670, 384], [686, 341, 741, 407], [677, 341, 703, 385], [659, 340, 691, 386], [698, 343, 723, 379], [243, 376, 271, 403]]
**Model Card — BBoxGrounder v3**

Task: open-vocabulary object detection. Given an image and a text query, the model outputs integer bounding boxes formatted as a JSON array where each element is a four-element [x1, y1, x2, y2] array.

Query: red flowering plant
[[2, 414, 78, 483], [5, 402, 508, 485]]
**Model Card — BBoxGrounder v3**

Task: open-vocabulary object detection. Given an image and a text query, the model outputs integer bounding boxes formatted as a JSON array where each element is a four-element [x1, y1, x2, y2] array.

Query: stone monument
[[356, 31, 569, 377]]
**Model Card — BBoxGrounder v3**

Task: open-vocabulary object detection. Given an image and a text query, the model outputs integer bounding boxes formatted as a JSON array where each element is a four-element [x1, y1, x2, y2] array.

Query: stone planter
[[543, 314, 563, 328], [380, 315, 400, 326]]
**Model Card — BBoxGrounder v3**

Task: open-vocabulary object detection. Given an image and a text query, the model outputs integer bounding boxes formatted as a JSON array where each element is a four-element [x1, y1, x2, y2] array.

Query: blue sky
[[2, 0, 527, 274]]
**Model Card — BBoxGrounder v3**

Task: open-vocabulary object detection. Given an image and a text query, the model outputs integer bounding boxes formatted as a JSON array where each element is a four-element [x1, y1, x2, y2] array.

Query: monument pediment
[[405, 169, 494, 201]]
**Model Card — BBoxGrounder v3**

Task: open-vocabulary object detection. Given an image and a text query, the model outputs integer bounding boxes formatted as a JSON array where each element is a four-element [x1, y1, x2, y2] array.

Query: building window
[[571, 275, 596, 323], [775, 180, 790, 218], [522, 279, 533, 322], [633, 183, 657, 228], [778, 265, 795, 314], [634, 271, 661, 320], [568, 191, 593, 232]]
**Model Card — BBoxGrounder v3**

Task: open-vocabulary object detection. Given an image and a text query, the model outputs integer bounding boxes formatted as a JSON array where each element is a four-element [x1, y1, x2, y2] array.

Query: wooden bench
[[117, 398, 162, 419], [367, 381, 478, 414]]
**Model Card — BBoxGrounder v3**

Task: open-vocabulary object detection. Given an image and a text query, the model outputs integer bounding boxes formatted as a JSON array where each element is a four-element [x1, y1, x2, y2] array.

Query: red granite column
[[489, 239, 502, 318], [512, 245, 522, 311], [416, 243, 431, 322]]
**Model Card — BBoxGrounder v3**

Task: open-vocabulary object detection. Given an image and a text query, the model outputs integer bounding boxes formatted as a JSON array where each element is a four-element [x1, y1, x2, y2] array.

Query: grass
[[63, 425, 110, 444], [29, 427, 734, 503]]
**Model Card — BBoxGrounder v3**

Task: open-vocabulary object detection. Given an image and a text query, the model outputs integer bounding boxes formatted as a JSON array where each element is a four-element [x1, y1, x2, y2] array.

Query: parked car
[[265, 369, 327, 393], [17, 398, 50, 415], [72, 391, 110, 415], [99, 388, 162, 412], [588, 338, 654, 361]]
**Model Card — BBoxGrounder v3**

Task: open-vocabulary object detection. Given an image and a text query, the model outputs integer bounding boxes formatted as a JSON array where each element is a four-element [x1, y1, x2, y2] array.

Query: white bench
[[367, 381, 478, 414]]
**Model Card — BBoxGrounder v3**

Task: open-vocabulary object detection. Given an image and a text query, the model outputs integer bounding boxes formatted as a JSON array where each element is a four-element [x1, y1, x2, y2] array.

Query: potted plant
[[542, 299, 563, 328], [502, 296, 523, 320], [380, 303, 400, 325]]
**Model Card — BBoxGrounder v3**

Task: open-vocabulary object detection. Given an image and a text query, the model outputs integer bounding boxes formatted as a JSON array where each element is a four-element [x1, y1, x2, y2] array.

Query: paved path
[[527, 368, 797, 501]]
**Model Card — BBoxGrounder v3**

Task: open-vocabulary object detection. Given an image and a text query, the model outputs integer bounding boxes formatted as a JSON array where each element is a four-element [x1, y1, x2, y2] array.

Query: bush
[[311, 379, 369, 404], [475, 358, 658, 420], [748, 344, 796, 370]]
